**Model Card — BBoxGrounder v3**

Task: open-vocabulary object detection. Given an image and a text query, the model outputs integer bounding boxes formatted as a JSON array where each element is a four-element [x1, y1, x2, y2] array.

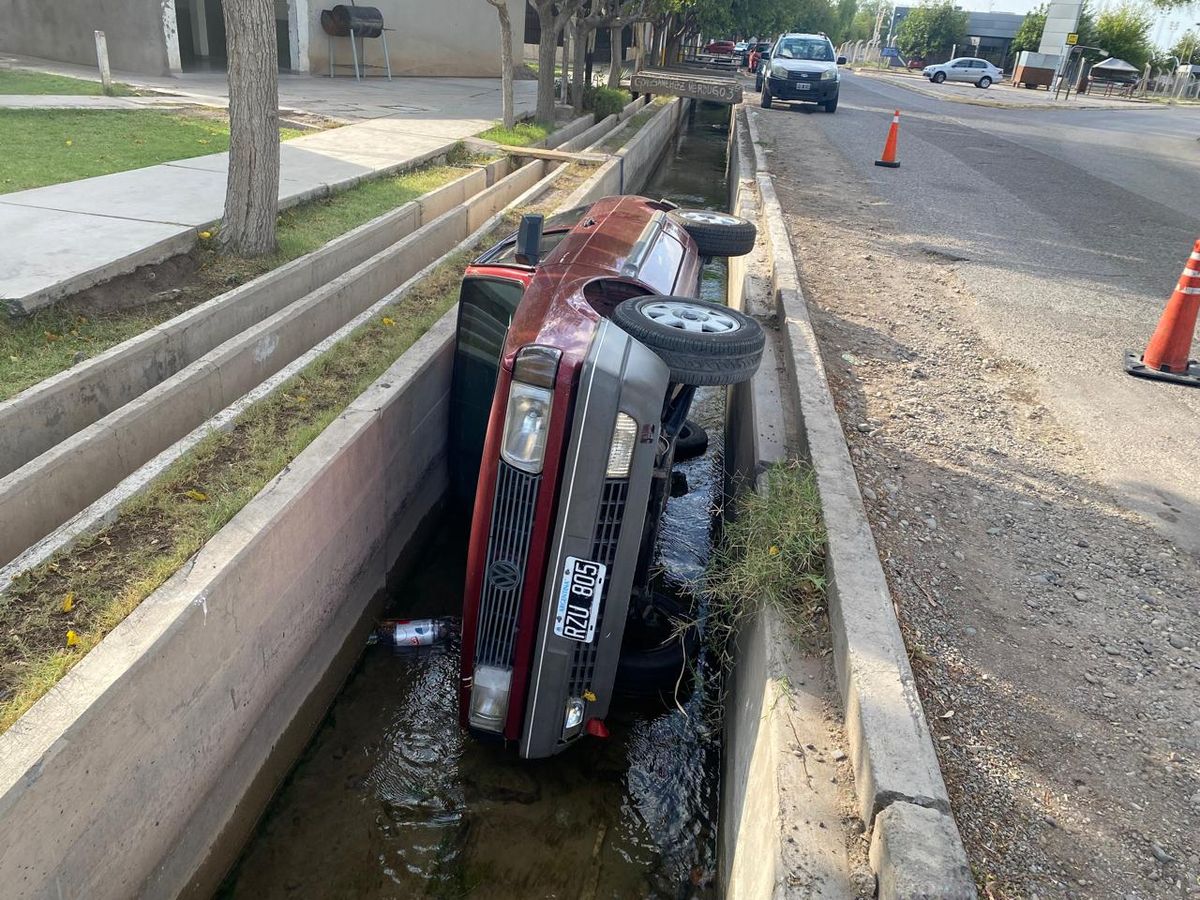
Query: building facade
[[1, 0, 526, 78], [889, 6, 1025, 67]]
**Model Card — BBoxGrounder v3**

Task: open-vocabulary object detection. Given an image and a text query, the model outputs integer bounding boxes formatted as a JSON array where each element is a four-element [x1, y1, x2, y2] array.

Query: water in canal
[[219, 103, 734, 900]]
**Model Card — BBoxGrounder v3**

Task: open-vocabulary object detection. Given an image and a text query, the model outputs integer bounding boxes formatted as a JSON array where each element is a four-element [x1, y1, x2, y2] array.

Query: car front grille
[[475, 462, 540, 669], [567, 479, 629, 698], [789, 70, 819, 80]]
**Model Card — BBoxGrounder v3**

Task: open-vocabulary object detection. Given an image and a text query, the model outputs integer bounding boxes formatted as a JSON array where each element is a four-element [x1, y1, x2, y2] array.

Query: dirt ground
[[754, 111, 1200, 898]]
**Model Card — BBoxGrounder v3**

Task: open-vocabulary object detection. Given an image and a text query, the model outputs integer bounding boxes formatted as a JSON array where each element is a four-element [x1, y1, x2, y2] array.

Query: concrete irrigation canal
[[0, 94, 975, 899]]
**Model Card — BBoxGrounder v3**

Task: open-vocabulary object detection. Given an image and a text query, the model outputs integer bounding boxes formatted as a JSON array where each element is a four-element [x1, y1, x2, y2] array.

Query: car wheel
[[671, 209, 757, 257], [978, 76, 992, 88], [674, 419, 709, 460], [823, 95, 838, 112], [755, 74, 762, 91], [760, 84, 772, 108], [612, 296, 765, 386], [933, 71, 946, 84]]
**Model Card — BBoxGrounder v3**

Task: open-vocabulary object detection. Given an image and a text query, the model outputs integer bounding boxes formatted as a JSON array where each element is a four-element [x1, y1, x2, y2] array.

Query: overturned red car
[[449, 195, 762, 759]]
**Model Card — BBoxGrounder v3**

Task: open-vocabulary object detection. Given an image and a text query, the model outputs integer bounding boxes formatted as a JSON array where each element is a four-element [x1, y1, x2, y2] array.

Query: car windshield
[[774, 38, 833, 61]]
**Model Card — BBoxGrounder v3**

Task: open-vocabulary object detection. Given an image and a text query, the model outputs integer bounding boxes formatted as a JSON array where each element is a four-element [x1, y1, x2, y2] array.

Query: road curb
[[741, 104, 977, 898]]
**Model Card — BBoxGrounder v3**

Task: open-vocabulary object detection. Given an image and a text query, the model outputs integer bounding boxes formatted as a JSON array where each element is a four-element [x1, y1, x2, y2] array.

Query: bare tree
[[608, 23, 624, 87], [220, 0, 279, 257], [485, 0, 516, 129], [532, 0, 584, 123]]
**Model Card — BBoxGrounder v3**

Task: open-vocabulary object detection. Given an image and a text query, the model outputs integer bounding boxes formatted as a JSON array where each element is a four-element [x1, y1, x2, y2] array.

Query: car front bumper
[[767, 75, 838, 101]]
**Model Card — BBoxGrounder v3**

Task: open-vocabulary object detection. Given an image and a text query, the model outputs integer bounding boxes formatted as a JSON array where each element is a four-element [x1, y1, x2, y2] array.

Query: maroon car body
[[450, 195, 759, 759]]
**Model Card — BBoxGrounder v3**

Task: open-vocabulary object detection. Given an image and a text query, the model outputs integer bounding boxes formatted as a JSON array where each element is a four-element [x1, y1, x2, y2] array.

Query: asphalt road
[[772, 72, 1200, 552]]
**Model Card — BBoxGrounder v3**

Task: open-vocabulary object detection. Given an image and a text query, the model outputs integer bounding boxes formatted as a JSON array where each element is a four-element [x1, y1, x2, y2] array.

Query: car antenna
[[515, 213, 544, 267]]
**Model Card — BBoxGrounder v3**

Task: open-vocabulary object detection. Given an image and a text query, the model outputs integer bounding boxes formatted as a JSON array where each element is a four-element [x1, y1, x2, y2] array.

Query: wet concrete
[[218, 104, 736, 900]]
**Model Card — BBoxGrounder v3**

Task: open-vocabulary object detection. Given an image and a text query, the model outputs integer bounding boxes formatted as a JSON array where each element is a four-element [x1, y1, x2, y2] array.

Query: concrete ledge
[[870, 803, 975, 900], [739, 104, 976, 896], [0, 160, 502, 480]]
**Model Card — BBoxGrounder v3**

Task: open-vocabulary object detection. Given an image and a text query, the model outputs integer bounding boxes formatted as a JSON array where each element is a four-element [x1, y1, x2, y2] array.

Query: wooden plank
[[488, 144, 609, 164]]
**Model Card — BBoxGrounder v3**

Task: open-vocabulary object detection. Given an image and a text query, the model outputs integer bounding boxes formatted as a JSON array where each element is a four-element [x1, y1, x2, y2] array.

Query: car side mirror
[[837, 55, 847, 65], [515, 213, 544, 266]]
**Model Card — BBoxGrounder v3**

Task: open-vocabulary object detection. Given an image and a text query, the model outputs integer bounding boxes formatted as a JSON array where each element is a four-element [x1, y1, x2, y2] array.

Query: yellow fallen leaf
[[769, 545, 780, 556], [184, 489, 208, 502], [64, 139, 73, 147], [66, 630, 79, 647], [62, 592, 75, 613], [381, 316, 396, 327], [583, 690, 597, 702], [198, 230, 212, 240]]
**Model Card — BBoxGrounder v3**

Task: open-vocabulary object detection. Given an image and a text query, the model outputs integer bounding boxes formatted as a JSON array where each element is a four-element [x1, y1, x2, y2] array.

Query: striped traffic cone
[[1125, 238, 1200, 387], [874, 110, 901, 168]]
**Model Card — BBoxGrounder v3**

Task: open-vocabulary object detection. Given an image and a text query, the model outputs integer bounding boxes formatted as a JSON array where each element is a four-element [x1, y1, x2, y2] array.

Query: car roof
[[777, 33, 831, 41]]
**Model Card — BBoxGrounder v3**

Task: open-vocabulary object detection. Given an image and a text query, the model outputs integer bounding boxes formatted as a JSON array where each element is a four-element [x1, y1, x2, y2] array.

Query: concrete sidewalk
[[0, 65, 537, 314]]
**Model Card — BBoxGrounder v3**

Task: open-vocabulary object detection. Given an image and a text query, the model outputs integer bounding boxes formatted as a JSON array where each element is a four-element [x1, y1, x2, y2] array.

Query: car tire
[[670, 209, 757, 257], [978, 76, 992, 88], [761, 84, 773, 108], [823, 95, 838, 112], [933, 71, 946, 83], [612, 296, 765, 386], [674, 419, 709, 460], [614, 628, 697, 697]]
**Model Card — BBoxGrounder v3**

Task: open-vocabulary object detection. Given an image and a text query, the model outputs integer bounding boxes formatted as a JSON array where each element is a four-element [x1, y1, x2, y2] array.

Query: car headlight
[[500, 346, 559, 474], [821, 68, 837, 81], [469, 665, 513, 732], [771, 63, 787, 79], [606, 412, 638, 478]]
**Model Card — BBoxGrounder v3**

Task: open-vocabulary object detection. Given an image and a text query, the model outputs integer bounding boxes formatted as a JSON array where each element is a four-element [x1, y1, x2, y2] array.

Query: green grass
[[597, 98, 667, 152], [0, 69, 134, 96], [700, 461, 827, 648], [0, 153, 483, 402], [477, 119, 554, 146], [0, 109, 305, 193], [0, 179, 574, 731]]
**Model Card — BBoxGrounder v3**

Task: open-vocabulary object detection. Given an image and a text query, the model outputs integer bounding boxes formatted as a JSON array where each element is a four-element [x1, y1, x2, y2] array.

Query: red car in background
[[449, 196, 761, 759], [703, 39, 736, 55]]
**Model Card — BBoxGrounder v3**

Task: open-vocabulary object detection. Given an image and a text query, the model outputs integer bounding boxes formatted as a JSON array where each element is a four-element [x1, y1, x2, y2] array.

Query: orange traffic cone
[[1125, 238, 1200, 386], [874, 110, 901, 168]]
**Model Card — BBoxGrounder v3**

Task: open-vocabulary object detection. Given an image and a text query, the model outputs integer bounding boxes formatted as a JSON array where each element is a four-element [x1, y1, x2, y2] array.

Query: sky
[[960, 0, 1199, 48]]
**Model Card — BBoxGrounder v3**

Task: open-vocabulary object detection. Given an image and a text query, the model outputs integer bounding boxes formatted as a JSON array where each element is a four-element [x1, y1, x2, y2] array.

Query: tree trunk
[[220, 0, 279, 257], [561, 20, 572, 104], [584, 28, 595, 86], [608, 24, 623, 88], [572, 18, 588, 114], [536, 23, 558, 122], [487, 0, 515, 129]]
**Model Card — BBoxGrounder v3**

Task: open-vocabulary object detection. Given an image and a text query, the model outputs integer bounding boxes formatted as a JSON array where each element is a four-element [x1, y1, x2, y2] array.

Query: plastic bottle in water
[[371, 617, 453, 648]]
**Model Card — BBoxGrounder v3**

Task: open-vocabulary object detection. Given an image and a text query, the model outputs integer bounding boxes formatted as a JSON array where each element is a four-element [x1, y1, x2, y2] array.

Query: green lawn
[[0, 153, 484, 401], [0, 109, 304, 193], [477, 119, 554, 146], [0, 69, 134, 96]]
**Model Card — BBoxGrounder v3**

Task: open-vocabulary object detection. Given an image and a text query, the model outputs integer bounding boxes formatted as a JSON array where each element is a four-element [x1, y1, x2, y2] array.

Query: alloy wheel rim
[[642, 300, 740, 334], [677, 210, 742, 227]]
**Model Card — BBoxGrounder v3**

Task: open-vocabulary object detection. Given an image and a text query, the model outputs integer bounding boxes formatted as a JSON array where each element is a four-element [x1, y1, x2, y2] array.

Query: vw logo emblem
[[489, 560, 521, 591]]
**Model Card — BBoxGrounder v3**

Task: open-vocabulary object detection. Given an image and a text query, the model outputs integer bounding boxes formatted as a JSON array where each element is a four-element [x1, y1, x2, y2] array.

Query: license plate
[[554, 556, 606, 643], [794, 82, 811, 90]]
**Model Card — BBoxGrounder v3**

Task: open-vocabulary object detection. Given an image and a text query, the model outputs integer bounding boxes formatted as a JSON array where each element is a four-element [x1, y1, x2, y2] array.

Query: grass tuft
[[477, 119, 554, 147], [700, 460, 827, 646]]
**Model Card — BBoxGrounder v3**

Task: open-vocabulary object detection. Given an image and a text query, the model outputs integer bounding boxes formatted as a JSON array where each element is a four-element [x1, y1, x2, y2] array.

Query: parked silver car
[[923, 57, 1003, 88]]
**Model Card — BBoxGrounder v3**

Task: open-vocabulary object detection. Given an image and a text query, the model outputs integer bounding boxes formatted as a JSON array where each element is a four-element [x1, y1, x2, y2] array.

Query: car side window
[[639, 234, 686, 295]]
